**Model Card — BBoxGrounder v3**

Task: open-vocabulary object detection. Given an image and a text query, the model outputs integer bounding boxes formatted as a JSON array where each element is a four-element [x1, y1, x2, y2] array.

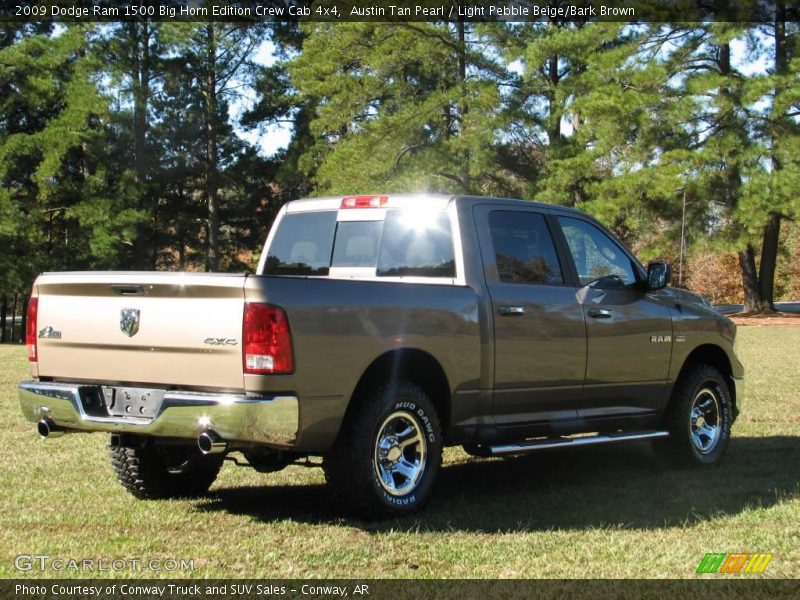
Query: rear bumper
[[19, 381, 298, 447]]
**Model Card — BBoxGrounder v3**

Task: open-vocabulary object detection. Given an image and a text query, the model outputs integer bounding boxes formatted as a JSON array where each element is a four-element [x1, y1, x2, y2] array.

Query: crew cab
[[19, 195, 744, 515]]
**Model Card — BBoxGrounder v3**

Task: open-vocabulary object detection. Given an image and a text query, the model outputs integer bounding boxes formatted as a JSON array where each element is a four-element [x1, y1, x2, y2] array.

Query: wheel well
[[680, 344, 736, 409], [347, 349, 451, 434]]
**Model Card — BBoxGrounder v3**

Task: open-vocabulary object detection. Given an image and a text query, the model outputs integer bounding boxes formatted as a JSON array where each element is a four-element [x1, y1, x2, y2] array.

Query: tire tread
[[109, 440, 222, 499]]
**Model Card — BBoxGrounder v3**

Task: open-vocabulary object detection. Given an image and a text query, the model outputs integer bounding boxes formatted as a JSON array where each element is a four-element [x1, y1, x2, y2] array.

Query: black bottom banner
[[2, 579, 799, 600]]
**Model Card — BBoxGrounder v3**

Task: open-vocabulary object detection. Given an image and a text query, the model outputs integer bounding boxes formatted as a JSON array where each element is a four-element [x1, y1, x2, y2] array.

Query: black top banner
[[1, 0, 799, 23]]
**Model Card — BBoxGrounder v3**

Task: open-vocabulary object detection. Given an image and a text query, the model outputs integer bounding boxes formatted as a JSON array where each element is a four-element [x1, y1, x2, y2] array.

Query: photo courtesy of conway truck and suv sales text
[[19, 195, 744, 516]]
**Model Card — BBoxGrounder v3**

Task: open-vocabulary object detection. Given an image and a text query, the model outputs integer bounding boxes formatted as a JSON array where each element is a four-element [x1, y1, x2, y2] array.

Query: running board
[[483, 430, 669, 456]]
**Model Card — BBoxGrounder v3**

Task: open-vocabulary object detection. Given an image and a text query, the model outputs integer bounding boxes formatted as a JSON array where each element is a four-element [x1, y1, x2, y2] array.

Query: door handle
[[110, 284, 145, 296], [588, 308, 613, 319], [498, 305, 526, 316]]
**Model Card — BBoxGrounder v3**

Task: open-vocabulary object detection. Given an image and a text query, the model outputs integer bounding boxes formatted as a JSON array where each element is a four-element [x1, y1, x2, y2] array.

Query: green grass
[[1, 327, 798, 579]]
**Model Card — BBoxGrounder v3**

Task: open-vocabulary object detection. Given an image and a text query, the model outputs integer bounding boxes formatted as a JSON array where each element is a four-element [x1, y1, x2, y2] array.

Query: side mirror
[[646, 262, 672, 290]]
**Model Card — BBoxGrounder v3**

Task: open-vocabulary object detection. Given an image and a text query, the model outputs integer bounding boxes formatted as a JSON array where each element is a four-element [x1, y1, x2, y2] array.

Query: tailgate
[[34, 272, 247, 391]]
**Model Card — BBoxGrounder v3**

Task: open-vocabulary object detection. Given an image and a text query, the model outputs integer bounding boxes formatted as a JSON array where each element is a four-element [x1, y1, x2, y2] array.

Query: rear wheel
[[655, 364, 733, 467], [109, 436, 223, 499], [323, 381, 442, 517]]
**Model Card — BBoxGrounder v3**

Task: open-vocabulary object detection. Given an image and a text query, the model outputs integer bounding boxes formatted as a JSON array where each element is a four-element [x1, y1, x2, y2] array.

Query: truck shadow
[[196, 435, 799, 533]]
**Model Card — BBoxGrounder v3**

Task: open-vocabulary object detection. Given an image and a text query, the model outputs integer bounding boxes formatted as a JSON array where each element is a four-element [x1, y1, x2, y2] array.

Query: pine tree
[[243, 23, 316, 207], [547, 20, 798, 311], [504, 21, 651, 210], [0, 25, 137, 281], [289, 21, 517, 195], [162, 22, 265, 271], [99, 21, 166, 269], [736, 4, 800, 311], [565, 24, 718, 254]]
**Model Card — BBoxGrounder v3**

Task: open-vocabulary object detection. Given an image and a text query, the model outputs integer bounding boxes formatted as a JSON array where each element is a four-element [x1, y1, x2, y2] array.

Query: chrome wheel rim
[[374, 411, 427, 496], [689, 387, 722, 454]]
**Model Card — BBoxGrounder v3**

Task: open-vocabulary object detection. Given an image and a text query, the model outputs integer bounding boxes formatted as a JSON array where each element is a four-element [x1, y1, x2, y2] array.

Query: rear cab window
[[262, 198, 458, 282], [262, 211, 337, 276]]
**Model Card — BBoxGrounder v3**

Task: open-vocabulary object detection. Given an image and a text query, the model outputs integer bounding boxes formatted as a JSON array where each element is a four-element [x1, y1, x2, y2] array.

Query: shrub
[[685, 250, 744, 305]]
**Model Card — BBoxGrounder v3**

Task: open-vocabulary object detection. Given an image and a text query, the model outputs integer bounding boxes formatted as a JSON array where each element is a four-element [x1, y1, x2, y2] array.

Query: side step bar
[[482, 430, 669, 456]]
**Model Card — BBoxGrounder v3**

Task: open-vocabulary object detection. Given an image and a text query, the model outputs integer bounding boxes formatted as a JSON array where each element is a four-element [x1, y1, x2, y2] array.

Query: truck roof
[[285, 194, 585, 216]]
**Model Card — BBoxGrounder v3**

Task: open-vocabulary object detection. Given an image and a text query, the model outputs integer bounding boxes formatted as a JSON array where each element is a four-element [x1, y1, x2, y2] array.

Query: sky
[[234, 39, 293, 157]]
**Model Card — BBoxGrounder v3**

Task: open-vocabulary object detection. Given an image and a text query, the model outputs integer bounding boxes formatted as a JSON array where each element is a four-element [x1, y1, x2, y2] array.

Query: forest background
[[2, 14, 799, 341]]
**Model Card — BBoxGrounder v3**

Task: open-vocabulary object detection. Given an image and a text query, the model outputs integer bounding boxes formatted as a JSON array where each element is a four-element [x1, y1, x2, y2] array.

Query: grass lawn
[[0, 327, 798, 579]]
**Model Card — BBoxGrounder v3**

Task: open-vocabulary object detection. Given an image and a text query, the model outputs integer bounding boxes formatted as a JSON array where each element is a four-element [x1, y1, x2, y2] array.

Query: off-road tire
[[655, 363, 733, 468], [323, 381, 443, 517], [109, 437, 223, 499]]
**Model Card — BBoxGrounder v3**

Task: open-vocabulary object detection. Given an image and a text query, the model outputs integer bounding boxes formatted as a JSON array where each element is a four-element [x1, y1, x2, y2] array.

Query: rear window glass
[[264, 208, 456, 279], [377, 211, 455, 277], [263, 211, 336, 275], [331, 221, 383, 268]]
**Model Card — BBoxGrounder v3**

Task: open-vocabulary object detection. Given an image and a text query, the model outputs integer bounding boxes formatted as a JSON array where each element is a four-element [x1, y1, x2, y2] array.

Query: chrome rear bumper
[[19, 381, 298, 447]]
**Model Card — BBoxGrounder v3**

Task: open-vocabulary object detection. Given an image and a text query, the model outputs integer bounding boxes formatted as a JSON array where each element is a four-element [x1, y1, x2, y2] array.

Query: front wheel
[[655, 364, 733, 467], [323, 381, 442, 517]]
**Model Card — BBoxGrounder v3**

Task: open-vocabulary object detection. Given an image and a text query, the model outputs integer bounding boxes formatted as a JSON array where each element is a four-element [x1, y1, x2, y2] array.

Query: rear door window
[[263, 211, 336, 275], [488, 211, 564, 284]]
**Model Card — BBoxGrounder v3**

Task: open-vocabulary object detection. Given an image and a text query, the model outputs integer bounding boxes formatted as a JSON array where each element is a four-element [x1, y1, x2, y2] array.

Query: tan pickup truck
[[20, 195, 744, 516]]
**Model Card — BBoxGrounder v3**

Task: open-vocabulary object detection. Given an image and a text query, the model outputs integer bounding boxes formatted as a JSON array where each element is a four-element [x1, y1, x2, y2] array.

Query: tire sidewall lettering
[[394, 400, 437, 443], [380, 490, 417, 506]]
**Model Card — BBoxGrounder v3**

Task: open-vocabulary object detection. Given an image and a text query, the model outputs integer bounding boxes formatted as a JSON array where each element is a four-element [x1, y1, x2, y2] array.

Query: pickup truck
[[19, 194, 744, 516]]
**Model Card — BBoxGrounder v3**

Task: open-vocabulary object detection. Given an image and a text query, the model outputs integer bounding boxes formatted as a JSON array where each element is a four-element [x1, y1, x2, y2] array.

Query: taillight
[[340, 195, 388, 209], [26, 297, 38, 362], [243, 303, 294, 375]]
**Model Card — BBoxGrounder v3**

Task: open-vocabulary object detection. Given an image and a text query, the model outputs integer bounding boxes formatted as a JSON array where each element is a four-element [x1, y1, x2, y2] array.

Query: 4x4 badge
[[120, 308, 140, 337]]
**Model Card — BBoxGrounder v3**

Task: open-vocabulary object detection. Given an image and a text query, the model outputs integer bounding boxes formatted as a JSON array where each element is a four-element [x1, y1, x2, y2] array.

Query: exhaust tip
[[37, 418, 64, 439], [198, 430, 228, 455]]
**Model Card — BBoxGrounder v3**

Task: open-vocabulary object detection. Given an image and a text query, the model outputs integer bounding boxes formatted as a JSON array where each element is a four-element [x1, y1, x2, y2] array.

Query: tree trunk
[[545, 17, 562, 147], [131, 21, 152, 270], [9, 293, 17, 344], [753, 1, 787, 313], [547, 51, 561, 145], [178, 236, 186, 271], [735, 2, 787, 313], [0, 295, 7, 344], [151, 201, 159, 270], [205, 24, 220, 272], [455, 12, 469, 191], [719, 41, 775, 313], [738, 245, 761, 312], [757, 212, 781, 312], [20, 296, 28, 345]]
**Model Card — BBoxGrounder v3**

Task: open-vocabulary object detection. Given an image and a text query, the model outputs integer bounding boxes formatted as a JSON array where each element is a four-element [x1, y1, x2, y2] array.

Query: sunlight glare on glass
[[398, 209, 442, 235]]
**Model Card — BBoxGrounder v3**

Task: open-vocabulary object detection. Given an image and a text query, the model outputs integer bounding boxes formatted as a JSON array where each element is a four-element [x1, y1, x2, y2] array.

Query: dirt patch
[[729, 312, 800, 326]]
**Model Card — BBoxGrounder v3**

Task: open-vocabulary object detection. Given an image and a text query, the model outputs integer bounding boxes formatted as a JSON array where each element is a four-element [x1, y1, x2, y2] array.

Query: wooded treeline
[[1, 16, 799, 342]]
